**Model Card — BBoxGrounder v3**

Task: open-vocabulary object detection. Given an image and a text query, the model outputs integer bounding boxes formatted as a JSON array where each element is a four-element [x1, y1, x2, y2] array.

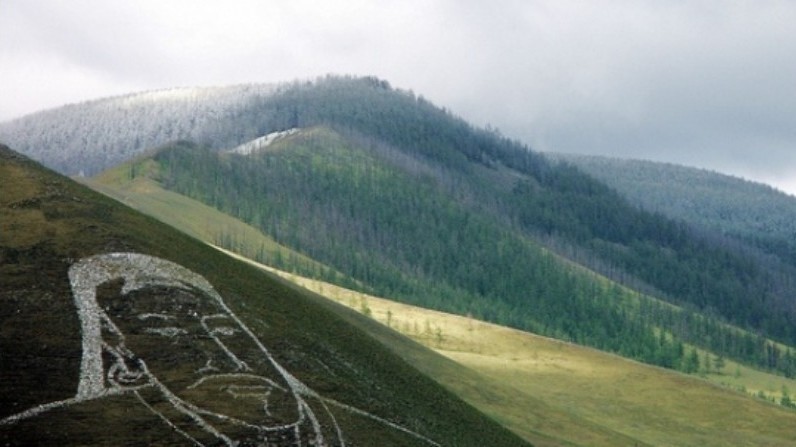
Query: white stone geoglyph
[[0, 252, 440, 446]]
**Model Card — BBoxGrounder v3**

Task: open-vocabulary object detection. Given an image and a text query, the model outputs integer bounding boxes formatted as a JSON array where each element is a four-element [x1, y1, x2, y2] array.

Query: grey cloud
[[2, 0, 796, 192]]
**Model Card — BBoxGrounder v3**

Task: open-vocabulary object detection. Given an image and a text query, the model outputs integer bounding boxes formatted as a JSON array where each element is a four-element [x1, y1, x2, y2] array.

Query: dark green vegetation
[[553, 154, 796, 266], [552, 154, 796, 375], [305, 273, 796, 447], [87, 76, 794, 380], [0, 144, 529, 446]]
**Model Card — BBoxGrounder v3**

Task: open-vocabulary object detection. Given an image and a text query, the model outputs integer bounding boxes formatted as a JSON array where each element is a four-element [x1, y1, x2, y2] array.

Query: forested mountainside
[[8, 75, 796, 377], [69, 75, 796, 380], [138, 130, 796, 378], [551, 154, 796, 266], [0, 144, 529, 446], [0, 84, 275, 176]]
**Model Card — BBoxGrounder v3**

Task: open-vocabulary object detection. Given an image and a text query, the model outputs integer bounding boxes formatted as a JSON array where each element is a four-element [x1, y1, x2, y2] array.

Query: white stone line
[[186, 373, 286, 393], [138, 313, 175, 320], [144, 327, 188, 337], [145, 374, 237, 447], [0, 396, 81, 426], [320, 397, 441, 447], [132, 389, 205, 447], [178, 388, 305, 434], [313, 395, 347, 446], [199, 314, 250, 372], [6, 252, 443, 447], [196, 359, 219, 375]]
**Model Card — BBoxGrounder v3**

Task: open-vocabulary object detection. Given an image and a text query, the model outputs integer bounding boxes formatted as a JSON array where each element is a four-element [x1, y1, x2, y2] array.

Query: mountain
[[0, 84, 276, 176], [0, 144, 529, 446], [550, 153, 796, 265], [6, 75, 796, 373]]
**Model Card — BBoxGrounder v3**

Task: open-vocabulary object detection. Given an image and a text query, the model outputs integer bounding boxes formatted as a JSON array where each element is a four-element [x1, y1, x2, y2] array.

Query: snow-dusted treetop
[[226, 128, 301, 156], [0, 84, 276, 176]]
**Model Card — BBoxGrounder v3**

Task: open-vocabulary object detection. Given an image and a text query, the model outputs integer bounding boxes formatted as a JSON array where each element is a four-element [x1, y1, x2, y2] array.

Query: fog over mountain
[[2, 0, 795, 193]]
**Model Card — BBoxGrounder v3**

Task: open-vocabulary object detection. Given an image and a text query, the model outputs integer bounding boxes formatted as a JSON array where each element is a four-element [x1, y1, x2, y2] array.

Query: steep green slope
[[0, 144, 529, 446], [82, 158, 334, 278], [150, 131, 698, 371]]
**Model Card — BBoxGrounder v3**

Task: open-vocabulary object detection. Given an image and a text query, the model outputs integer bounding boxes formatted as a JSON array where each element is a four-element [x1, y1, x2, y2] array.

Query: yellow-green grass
[[224, 251, 796, 447], [704, 357, 796, 403]]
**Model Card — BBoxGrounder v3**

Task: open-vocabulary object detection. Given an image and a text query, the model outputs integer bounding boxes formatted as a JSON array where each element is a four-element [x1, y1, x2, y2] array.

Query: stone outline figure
[[0, 252, 447, 446], [69, 252, 343, 446]]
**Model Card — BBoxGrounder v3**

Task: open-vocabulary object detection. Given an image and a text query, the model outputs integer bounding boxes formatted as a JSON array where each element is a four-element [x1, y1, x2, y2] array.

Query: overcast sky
[[2, 0, 796, 194]]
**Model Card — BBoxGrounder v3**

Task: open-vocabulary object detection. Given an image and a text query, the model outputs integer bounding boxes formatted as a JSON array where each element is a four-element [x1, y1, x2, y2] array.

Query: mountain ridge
[[0, 83, 276, 175], [8, 73, 796, 443], [550, 153, 796, 263]]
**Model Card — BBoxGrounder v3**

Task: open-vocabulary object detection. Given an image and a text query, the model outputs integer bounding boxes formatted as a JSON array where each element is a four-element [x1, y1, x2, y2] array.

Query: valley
[[225, 246, 796, 447]]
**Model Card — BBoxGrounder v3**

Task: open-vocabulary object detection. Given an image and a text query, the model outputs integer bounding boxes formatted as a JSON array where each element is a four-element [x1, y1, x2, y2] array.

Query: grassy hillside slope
[[10, 75, 796, 356], [243, 255, 796, 447], [0, 144, 529, 446]]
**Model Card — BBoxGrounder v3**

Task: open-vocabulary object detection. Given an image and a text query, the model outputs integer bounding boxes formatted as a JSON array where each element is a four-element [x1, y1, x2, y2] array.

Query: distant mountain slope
[[0, 144, 529, 446], [553, 154, 796, 265]]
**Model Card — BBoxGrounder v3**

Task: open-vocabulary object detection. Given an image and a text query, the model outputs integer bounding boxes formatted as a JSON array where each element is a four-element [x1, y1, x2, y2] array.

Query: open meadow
[[252, 259, 796, 447]]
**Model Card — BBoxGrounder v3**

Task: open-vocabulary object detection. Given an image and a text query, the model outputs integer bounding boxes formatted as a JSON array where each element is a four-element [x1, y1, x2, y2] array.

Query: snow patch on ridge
[[227, 128, 301, 155]]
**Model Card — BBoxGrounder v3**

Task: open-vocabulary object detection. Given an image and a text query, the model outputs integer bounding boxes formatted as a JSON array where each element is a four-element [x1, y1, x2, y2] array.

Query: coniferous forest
[[123, 77, 796, 377]]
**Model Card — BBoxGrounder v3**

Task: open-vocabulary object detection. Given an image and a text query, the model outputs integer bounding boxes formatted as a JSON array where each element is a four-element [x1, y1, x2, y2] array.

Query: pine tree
[[714, 355, 726, 373], [682, 348, 700, 373]]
